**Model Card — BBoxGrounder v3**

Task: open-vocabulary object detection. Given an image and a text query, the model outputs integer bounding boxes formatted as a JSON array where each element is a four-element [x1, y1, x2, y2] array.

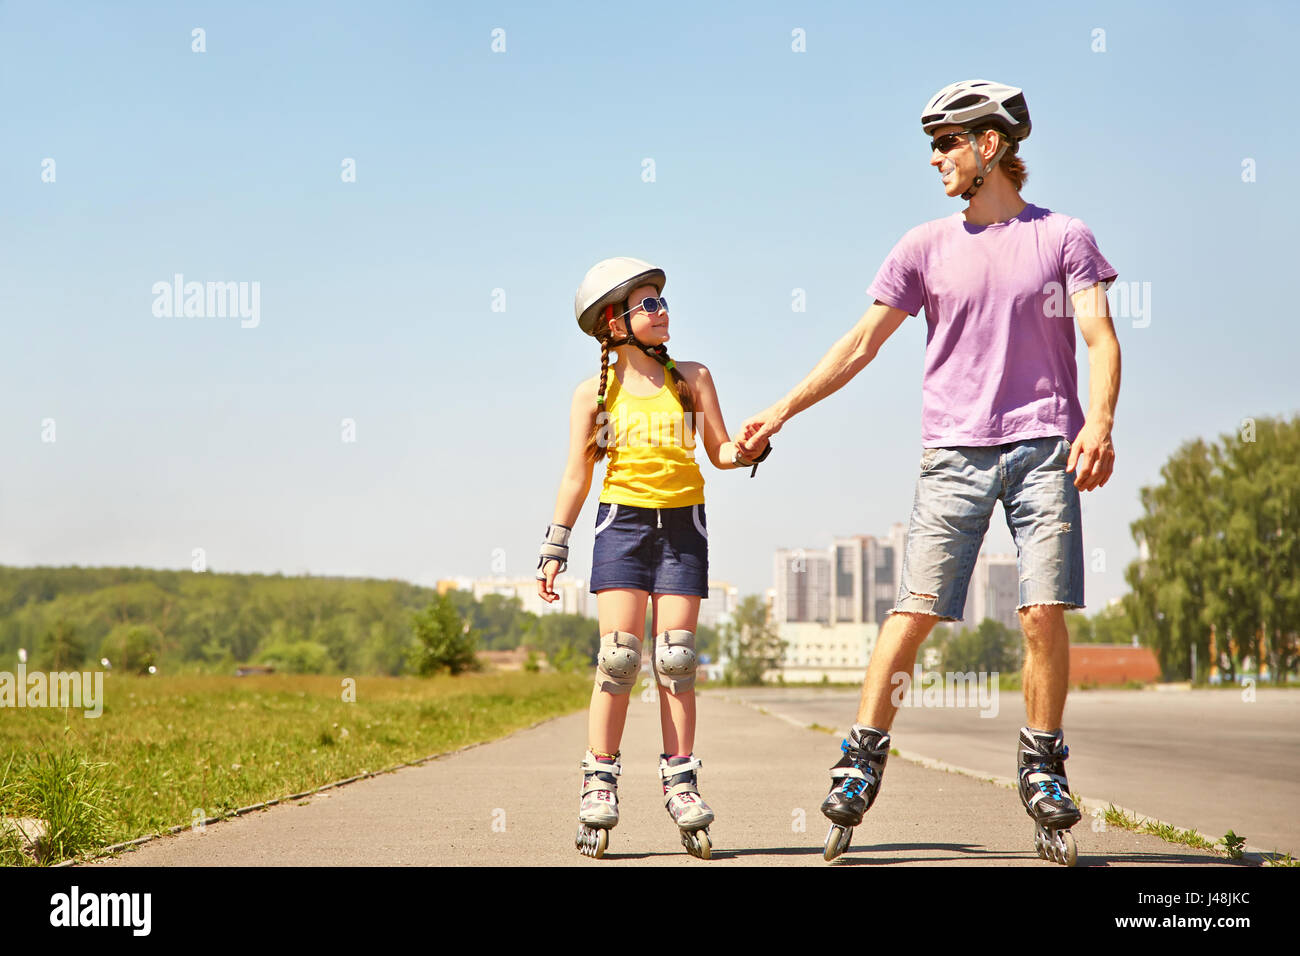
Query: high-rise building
[[699, 580, 739, 629], [827, 524, 907, 627], [957, 554, 1020, 632], [773, 549, 831, 623]]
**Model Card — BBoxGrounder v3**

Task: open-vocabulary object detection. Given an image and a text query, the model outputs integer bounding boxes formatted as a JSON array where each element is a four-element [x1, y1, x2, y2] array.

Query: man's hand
[[1067, 421, 1115, 491], [536, 559, 561, 603], [737, 408, 783, 459]]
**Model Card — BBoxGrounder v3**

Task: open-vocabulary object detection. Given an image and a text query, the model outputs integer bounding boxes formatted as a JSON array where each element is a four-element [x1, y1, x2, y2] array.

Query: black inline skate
[[820, 725, 890, 861], [1017, 727, 1081, 866]]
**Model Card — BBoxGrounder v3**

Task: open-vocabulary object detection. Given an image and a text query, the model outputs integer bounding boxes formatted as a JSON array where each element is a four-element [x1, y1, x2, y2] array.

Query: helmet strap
[[960, 131, 1008, 201]]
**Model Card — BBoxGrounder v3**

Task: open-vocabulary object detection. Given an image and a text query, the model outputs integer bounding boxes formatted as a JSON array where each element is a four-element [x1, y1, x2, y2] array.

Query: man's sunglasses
[[618, 296, 669, 318], [929, 129, 977, 153]]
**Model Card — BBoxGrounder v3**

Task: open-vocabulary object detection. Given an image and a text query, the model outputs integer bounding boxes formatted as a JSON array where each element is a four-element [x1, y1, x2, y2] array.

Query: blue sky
[[2, 1, 1295, 612]]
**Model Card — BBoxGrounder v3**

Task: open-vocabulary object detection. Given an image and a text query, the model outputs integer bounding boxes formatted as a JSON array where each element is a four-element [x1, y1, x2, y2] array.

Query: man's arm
[[738, 301, 909, 455], [1068, 282, 1121, 491]]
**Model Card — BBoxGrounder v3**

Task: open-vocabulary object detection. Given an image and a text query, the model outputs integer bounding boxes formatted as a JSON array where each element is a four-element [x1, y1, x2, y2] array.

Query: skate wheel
[[1058, 830, 1077, 867], [1033, 828, 1048, 859], [575, 825, 609, 859], [680, 828, 711, 860], [824, 824, 853, 862]]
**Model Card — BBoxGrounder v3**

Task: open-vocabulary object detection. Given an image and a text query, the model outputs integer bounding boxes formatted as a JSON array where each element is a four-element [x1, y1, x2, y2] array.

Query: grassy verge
[[0, 671, 590, 865], [1090, 801, 1298, 866]]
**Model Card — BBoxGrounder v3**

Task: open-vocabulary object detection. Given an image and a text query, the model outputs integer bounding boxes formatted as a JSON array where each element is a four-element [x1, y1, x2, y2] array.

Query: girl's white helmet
[[574, 257, 665, 337], [921, 79, 1031, 141]]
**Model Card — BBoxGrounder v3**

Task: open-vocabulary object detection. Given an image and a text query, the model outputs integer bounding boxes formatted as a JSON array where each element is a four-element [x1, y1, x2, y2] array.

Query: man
[[737, 80, 1120, 864]]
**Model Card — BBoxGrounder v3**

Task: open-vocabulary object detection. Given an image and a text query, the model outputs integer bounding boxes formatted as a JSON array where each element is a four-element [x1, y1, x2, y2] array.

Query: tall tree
[[1126, 416, 1299, 682], [721, 596, 787, 685]]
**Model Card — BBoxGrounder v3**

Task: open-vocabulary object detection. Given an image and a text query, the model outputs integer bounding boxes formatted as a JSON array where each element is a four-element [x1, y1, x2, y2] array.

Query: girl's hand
[[537, 559, 562, 603]]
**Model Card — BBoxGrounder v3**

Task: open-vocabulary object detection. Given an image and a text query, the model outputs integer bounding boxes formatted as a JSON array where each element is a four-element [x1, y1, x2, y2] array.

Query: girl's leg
[[588, 587, 649, 754], [650, 593, 702, 754]]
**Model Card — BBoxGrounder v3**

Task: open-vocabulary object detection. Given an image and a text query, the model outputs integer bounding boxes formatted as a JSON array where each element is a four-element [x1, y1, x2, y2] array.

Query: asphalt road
[[727, 685, 1300, 858], [89, 690, 1241, 867]]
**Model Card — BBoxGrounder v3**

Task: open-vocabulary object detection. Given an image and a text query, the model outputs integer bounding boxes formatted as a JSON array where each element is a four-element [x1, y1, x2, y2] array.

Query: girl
[[536, 256, 770, 859]]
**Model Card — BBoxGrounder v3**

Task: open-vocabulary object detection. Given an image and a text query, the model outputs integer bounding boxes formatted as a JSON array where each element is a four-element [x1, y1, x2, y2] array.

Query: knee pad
[[653, 629, 698, 693], [594, 630, 642, 695]]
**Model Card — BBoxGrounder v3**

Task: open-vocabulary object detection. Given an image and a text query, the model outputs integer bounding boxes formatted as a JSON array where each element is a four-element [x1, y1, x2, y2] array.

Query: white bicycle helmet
[[921, 79, 1031, 142], [574, 257, 665, 337]]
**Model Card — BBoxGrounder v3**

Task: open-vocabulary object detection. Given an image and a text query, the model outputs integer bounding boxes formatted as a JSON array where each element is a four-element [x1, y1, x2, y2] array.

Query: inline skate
[[1017, 727, 1081, 867], [820, 725, 890, 861], [659, 754, 713, 859], [575, 750, 620, 858]]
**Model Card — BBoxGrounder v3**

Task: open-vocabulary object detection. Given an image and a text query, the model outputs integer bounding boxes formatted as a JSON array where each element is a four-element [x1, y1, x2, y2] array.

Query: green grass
[[1099, 804, 1280, 860], [0, 671, 590, 865]]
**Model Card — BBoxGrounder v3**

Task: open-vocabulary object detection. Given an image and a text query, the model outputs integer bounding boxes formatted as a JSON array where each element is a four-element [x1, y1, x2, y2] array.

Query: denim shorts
[[589, 501, 709, 597], [892, 436, 1084, 621]]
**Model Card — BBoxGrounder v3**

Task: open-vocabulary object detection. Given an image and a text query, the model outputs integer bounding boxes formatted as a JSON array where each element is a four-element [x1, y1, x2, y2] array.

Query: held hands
[[736, 409, 781, 461], [1067, 421, 1115, 491], [730, 422, 769, 465]]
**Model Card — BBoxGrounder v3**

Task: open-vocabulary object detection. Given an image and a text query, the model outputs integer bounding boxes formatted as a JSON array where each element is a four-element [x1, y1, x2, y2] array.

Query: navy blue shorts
[[589, 501, 709, 597]]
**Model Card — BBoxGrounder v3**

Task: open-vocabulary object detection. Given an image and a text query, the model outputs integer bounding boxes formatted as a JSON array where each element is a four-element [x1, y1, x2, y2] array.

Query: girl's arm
[[539, 378, 599, 602], [682, 362, 767, 469]]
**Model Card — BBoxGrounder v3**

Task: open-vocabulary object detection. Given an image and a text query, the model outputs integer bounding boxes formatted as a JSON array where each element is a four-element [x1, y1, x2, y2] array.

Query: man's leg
[[1002, 437, 1085, 858], [1019, 603, 1070, 730], [1001, 435, 1085, 734], [855, 611, 940, 728], [820, 446, 998, 855]]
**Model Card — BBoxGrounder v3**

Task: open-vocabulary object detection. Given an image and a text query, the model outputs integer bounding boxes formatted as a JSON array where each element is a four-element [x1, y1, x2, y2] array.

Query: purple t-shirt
[[868, 203, 1117, 447]]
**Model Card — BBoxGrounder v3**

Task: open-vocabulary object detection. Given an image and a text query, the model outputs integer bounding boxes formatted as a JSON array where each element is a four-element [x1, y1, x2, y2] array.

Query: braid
[[585, 333, 612, 463], [647, 346, 694, 416]]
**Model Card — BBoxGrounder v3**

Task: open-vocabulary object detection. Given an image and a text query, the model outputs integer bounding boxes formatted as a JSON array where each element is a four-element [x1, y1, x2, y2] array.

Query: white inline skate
[[575, 750, 620, 859], [659, 754, 714, 859]]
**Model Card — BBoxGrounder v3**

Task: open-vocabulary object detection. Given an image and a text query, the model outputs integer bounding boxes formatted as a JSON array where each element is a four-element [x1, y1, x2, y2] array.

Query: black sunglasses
[[929, 129, 976, 153]]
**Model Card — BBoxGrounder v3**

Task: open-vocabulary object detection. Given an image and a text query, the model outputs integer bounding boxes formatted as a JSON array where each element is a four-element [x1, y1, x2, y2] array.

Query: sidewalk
[[90, 691, 1234, 867]]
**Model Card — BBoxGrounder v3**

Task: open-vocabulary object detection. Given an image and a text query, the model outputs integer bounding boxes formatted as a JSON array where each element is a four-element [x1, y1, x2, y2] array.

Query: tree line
[[1123, 415, 1298, 682], [0, 566, 721, 677]]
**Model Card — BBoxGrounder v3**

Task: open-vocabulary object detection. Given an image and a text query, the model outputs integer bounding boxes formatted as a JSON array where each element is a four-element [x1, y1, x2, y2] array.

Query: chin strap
[[960, 131, 1009, 201], [608, 304, 676, 372]]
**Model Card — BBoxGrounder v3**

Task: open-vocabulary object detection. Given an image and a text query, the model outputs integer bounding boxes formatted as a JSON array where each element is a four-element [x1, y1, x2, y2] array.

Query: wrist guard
[[537, 522, 572, 578]]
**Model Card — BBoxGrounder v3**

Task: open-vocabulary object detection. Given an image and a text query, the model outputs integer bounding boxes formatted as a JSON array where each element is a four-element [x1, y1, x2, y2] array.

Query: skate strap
[[659, 756, 702, 778], [1024, 770, 1067, 807], [830, 766, 877, 782], [664, 783, 702, 806], [581, 756, 622, 776], [582, 779, 618, 798]]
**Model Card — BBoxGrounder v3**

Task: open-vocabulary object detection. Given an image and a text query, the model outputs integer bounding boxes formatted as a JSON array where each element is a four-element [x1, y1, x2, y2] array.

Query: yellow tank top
[[598, 363, 706, 508]]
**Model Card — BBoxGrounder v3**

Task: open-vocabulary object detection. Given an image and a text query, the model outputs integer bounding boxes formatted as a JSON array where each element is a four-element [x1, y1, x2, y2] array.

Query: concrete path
[[90, 691, 1236, 867], [729, 686, 1300, 858]]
